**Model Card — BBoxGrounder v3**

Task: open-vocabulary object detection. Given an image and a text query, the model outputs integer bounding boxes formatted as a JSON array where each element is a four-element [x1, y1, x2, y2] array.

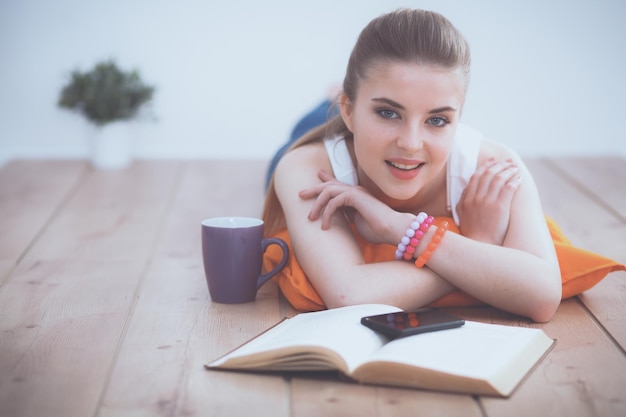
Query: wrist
[[414, 220, 449, 268], [393, 212, 433, 261], [392, 213, 449, 267], [389, 212, 417, 247], [413, 224, 438, 259]]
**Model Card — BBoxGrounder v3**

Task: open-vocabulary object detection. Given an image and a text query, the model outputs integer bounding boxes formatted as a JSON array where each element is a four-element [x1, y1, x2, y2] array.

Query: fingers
[[467, 158, 522, 203], [297, 169, 351, 228], [308, 184, 356, 229], [317, 169, 334, 182], [463, 158, 493, 202], [297, 168, 372, 230], [498, 173, 523, 207], [475, 159, 513, 199], [456, 158, 523, 244], [298, 170, 335, 199], [319, 189, 348, 229], [303, 184, 333, 222]]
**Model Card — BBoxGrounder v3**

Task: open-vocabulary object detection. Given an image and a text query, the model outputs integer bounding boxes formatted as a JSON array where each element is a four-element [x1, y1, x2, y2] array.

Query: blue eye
[[378, 109, 399, 119], [428, 117, 448, 127]]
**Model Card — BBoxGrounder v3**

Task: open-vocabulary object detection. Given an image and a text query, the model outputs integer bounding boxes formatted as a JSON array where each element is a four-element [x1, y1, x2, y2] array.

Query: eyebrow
[[371, 97, 457, 114], [372, 97, 405, 109]]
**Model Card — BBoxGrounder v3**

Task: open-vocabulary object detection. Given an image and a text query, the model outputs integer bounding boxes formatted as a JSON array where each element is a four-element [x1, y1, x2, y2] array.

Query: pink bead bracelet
[[394, 212, 434, 261]]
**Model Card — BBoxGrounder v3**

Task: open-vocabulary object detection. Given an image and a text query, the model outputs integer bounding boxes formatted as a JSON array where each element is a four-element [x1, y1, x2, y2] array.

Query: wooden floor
[[0, 157, 625, 417]]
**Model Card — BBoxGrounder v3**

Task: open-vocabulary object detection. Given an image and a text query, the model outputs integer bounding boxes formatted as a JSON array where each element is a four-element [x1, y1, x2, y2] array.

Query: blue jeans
[[265, 100, 339, 189]]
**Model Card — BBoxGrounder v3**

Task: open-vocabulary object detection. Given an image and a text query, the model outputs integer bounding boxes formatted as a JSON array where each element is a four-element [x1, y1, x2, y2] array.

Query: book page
[[210, 304, 400, 372], [361, 321, 551, 379]]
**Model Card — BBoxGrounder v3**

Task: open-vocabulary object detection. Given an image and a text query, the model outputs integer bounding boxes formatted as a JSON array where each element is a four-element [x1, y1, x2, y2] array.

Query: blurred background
[[1, 0, 625, 167]]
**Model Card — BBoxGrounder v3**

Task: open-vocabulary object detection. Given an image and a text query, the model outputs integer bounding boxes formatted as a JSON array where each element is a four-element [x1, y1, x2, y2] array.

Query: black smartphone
[[361, 309, 465, 339]]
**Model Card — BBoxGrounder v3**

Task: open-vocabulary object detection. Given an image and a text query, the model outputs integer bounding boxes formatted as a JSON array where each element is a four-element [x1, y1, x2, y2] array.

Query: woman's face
[[340, 62, 466, 202]]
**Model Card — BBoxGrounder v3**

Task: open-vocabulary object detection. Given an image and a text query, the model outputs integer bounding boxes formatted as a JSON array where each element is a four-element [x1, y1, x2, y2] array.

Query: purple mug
[[201, 217, 289, 304]]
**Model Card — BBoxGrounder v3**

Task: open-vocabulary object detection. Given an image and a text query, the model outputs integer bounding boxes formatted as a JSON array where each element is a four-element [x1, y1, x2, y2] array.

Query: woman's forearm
[[424, 231, 562, 321], [319, 260, 456, 311]]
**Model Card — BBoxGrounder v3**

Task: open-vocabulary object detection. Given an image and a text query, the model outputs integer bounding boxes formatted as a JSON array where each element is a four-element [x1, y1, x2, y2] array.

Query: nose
[[396, 122, 423, 152]]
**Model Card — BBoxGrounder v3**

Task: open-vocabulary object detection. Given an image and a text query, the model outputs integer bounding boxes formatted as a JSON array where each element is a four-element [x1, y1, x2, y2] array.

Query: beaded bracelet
[[394, 212, 434, 261], [414, 221, 449, 268]]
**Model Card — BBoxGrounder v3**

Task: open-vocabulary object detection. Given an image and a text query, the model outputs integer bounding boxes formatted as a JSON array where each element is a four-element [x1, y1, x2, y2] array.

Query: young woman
[[262, 9, 624, 322]]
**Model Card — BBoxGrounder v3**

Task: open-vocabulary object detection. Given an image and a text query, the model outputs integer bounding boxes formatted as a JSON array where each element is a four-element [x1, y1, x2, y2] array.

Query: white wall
[[1, 0, 625, 166]]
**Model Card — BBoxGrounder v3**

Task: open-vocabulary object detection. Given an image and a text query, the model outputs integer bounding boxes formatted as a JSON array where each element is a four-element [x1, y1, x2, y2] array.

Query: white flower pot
[[89, 121, 133, 169]]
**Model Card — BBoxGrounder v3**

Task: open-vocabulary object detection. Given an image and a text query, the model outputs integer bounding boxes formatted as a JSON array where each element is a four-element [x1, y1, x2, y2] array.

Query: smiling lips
[[386, 159, 424, 180]]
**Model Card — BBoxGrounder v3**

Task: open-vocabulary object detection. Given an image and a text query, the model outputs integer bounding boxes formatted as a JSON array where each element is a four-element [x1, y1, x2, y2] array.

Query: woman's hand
[[298, 169, 399, 245], [456, 158, 522, 245]]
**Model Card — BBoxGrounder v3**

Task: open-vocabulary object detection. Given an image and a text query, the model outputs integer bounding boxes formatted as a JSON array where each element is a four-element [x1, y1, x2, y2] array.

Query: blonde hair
[[262, 9, 471, 236]]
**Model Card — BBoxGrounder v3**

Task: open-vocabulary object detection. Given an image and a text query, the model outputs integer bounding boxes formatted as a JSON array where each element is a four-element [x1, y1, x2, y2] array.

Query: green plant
[[58, 60, 155, 126]]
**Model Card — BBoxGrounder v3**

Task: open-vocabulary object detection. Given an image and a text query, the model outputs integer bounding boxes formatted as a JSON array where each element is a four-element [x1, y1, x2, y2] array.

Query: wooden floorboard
[[0, 158, 625, 417], [549, 157, 626, 221], [152, 160, 269, 262], [98, 159, 289, 417], [0, 160, 87, 284], [478, 299, 626, 417], [527, 158, 626, 351], [1, 160, 183, 417], [289, 378, 483, 417], [20, 161, 183, 263], [0, 259, 146, 417], [550, 158, 626, 356]]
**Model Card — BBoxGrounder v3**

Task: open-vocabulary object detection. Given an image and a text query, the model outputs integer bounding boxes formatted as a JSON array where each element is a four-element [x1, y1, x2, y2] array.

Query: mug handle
[[257, 237, 290, 289]]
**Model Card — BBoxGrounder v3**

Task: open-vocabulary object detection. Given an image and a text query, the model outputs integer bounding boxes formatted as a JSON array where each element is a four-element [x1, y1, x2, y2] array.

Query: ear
[[339, 93, 354, 132]]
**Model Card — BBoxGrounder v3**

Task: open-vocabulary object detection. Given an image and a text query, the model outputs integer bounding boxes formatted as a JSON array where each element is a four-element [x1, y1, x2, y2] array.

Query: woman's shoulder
[[477, 136, 524, 165], [274, 141, 332, 189], [456, 124, 520, 164], [277, 141, 329, 169]]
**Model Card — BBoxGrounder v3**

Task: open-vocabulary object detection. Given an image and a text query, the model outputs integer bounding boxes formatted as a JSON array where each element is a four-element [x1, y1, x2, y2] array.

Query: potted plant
[[58, 59, 155, 169]]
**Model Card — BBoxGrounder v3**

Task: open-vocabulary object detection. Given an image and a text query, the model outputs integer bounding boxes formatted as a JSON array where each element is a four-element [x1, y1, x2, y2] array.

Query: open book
[[207, 304, 554, 397]]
